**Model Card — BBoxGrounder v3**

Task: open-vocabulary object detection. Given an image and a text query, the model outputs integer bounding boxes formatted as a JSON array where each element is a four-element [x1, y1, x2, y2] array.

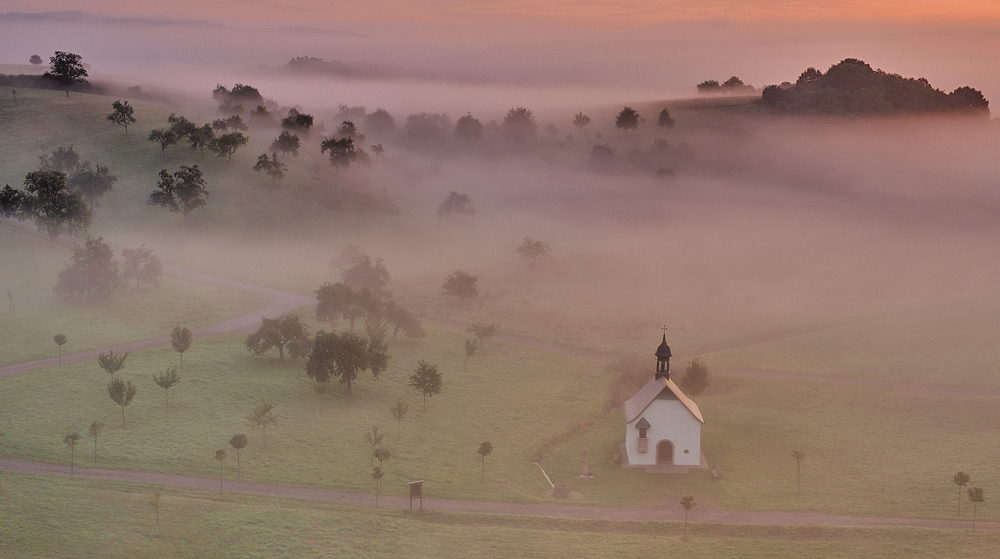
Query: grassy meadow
[[2, 84, 1000, 556], [3, 472, 997, 559]]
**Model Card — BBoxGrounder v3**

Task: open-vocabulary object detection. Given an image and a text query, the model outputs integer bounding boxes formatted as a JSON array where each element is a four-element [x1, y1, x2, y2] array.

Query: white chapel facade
[[620, 334, 705, 470]]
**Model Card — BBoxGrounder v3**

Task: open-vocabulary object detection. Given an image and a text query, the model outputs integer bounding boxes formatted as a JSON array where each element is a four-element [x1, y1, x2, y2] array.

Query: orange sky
[[5, 0, 1000, 26]]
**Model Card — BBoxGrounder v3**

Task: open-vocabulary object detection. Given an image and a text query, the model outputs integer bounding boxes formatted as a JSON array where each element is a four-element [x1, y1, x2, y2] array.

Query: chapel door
[[656, 440, 674, 464]]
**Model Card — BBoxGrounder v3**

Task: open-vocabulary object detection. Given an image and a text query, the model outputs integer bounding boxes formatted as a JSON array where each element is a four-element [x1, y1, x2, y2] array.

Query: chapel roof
[[622, 376, 704, 424]]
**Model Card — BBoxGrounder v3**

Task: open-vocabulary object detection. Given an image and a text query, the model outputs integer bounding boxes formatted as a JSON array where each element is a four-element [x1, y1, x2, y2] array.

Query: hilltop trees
[[44, 51, 88, 96], [364, 108, 396, 135], [761, 59, 989, 116], [107, 100, 136, 135], [0, 170, 93, 240], [246, 315, 312, 361], [306, 330, 388, 396], [29, 54, 42, 66], [657, 108, 676, 128], [615, 107, 640, 133], [455, 114, 485, 141], [437, 192, 474, 218], [502, 107, 536, 145], [409, 360, 442, 411], [148, 165, 208, 221], [68, 162, 117, 205], [55, 237, 121, 303]]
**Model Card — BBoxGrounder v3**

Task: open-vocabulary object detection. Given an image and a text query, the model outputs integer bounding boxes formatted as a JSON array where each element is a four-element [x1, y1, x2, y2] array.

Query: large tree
[[442, 270, 478, 307], [252, 152, 287, 186], [364, 108, 396, 135], [315, 282, 379, 332], [454, 114, 484, 141], [208, 132, 249, 161], [516, 237, 551, 268], [107, 100, 136, 135], [44, 51, 88, 97], [306, 330, 386, 396], [409, 360, 442, 411], [1, 171, 92, 240], [121, 245, 162, 289], [147, 129, 178, 158], [320, 136, 357, 171], [270, 131, 300, 158], [501, 107, 536, 145], [342, 254, 391, 298], [29, 54, 42, 66], [382, 300, 425, 340], [148, 165, 208, 221], [55, 236, 122, 302], [657, 108, 676, 128], [281, 108, 314, 132], [245, 315, 312, 361], [67, 162, 117, 205], [615, 106, 640, 133]]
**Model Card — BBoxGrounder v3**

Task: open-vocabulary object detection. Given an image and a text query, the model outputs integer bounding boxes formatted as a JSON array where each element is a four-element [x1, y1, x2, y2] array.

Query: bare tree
[[968, 487, 985, 532], [215, 449, 226, 492], [954, 471, 971, 516], [88, 420, 104, 466], [54, 334, 67, 366], [246, 402, 278, 449], [149, 490, 162, 535], [63, 433, 80, 477], [792, 451, 805, 492], [477, 441, 493, 482], [97, 350, 128, 379], [229, 434, 248, 478], [464, 339, 477, 372], [152, 368, 180, 409], [389, 398, 408, 441], [680, 495, 696, 539], [364, 425, 384, 467], [170, 325, 192, 367]]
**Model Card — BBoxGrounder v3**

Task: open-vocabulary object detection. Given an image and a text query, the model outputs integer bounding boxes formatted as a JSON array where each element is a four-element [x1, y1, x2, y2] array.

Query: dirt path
[[1, 232, 996, 530], [1, 455, 993, 531]]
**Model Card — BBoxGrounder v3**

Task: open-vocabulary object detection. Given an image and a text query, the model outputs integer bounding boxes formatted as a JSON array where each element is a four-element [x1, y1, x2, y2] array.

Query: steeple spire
[[655, 329, 672, 380]]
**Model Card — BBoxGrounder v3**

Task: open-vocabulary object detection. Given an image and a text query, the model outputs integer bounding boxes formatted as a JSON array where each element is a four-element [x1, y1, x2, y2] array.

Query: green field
[[1, 472, 998, 559], [2, 85, 999, 556]]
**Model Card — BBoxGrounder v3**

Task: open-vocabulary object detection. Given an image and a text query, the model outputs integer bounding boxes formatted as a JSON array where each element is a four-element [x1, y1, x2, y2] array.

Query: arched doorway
[[656, 440, 674, 464]]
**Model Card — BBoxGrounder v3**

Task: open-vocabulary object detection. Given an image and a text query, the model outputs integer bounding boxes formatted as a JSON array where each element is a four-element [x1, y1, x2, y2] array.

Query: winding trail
[[1, 245, 996, 532]]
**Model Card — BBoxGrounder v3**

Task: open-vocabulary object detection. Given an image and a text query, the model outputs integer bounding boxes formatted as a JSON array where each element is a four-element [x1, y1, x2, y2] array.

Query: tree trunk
[[423, 392, 427, 412], [236, 450, 241, 479], [121, 403, 126, 428], [481, 456, 485, 482], [262, 425, 266, 450], [958, 486, 962, 516], [70, 447, 74, 478], [219, 461, 224, 493], [93, 437, 98, 466], [346, 376, 352, 396], [277, 343, 284, 361]]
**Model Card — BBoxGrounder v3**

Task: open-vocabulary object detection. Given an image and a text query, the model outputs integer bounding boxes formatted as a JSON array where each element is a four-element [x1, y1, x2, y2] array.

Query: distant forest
[[761, 59, 989, 117]]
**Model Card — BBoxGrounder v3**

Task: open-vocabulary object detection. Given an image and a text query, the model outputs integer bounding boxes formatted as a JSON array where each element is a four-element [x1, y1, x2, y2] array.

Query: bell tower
[[655, 328, 672, 380]]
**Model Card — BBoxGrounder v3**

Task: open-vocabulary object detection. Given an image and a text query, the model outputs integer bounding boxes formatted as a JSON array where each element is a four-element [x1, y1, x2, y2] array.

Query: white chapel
[[619, 334, 706, 471]]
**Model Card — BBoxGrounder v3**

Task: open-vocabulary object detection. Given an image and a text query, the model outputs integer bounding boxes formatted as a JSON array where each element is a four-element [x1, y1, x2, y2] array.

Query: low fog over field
[[3, 5, 1000, 556]]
